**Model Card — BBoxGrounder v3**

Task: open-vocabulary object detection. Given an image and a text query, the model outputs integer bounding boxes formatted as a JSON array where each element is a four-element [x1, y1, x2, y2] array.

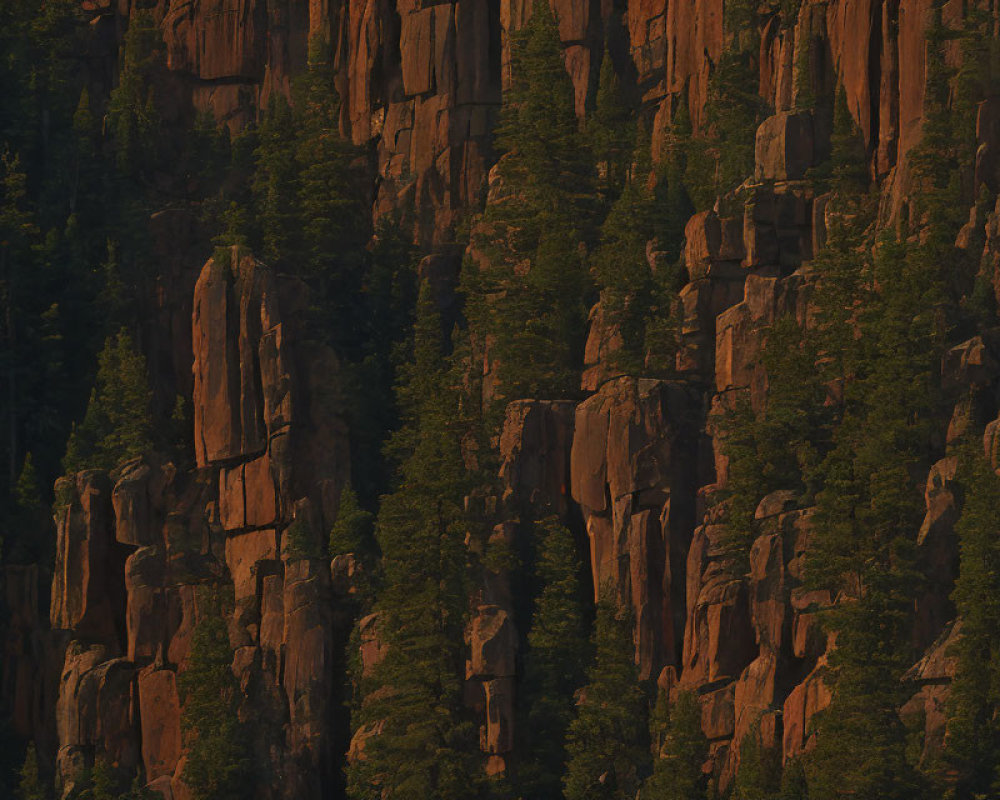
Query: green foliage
[[346, 282, 484, 800], [329, 482, 376, 558], [563, 589, 649, 800], [62, 330, 153, 474], [826, 87, 868, 193], [7, 452, 49, 564], [940, 438, 1000, 796], [643, 690, 708, 800], [687, 47, 766, 211], [253, 95, 301, 268], [590, 50, 634, 201], [802, 232, 944, 800], [178, 594, 252, 800], [464, 0, 596, 421], [106, 11, 163, 178], [732, 719, 782, 800], [715, 315, 829, 566], [516, 517, 589, 799], [592, 130, 684, 378], [16, 744, 47, 800]]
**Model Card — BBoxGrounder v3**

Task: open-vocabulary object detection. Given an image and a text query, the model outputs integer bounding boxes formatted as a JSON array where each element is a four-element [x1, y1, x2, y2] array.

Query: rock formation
[[5, 0, 999, 796]]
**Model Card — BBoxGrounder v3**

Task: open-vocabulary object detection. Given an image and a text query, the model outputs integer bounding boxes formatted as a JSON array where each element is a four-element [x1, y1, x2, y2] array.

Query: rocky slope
[[4, 0, 1000, 797]]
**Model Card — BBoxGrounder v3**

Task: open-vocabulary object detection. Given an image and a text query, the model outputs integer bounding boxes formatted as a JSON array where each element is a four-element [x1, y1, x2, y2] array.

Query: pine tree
[[16, 744, 47, 800], [252, 94, 301, 269], [329, 482, 376, 558], [293, 36, 368, 350], [465, 0, 596, 421], [801, 233, 942, 800], [516, 517, 589, 799], [589, 49, 634, 202], [178, 595, 252, 800], [592, 130, 676, 376], [563, 589, 649, 800], [940, 438, 1000, 796], [346, 282, 483, 800], [732, 719, 782, 800], [79, 756, 120, 800], [106, 11, 163, 179], [62, 330, 154, 474], [642, 689, 708, 800]]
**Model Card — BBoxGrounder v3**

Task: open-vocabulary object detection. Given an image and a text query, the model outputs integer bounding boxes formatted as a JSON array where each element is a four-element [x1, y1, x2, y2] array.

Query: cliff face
[[5, 0, 1000, 797], [84, 0, 966, 245]]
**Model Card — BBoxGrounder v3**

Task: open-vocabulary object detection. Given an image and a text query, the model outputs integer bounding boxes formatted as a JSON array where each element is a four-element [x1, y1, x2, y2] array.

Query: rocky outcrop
[[25, 0, 1000, 793], [43, 248, 350, 799], [570, 377, 700, 679]]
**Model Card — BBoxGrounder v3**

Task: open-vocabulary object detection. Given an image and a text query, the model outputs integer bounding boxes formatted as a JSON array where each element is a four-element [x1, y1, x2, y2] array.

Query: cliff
[[4, 0, 1000, 797]]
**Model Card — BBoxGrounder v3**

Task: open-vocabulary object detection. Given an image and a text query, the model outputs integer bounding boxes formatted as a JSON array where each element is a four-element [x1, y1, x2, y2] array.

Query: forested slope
[[2, 1, 1000, 799]]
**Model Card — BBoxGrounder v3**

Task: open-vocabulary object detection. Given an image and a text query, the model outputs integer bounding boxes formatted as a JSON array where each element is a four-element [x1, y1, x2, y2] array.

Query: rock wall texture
[[6, 0, 1000, 796], [24, 248, 351, 798], [78, 0, 953, 248]]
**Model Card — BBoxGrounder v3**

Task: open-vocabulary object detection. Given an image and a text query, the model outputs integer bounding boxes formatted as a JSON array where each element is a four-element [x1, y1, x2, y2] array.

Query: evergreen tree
[[62, 330, 154, 474], [589, 50, 634, 201], [178, 595, 252, 800], [329, 482, 376, 558], [715, 314, 830, 567], [252, 94, 301, 269], [802, 233, 942, 800], [563, 589, 649, 800], [16, 744, 47, 800], [516, 517, 589, 799], [642, 689, 708, 800], [465, 0, 596, 420], [292, 36, 368, 351], [940, 438, 1000, 796], [106, 11, 163, 179], [346, 283, 483, 800], [732, 719, 782, 800], [686, 31, 765, 212], [592, 130, 683, 377]]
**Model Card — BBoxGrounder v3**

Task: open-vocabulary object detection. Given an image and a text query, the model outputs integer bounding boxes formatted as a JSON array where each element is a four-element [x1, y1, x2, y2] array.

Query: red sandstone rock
[[51, 472, 119, 642], [225, 529, 279, 603], [138, 667, 182, 782], [755, 112, 815, 181], [470, 605, 517, 678], [782, 659, 831, 762], [498, 399, 575, 519]]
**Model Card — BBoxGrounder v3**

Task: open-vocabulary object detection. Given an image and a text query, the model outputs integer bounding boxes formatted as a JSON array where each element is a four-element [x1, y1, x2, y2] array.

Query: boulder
[[755, 112, 814, 181]]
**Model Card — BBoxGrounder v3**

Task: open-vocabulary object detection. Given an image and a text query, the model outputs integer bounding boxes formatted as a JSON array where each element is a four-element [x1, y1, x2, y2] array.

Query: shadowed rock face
[[10, 0, 1000, 796], [36, 249, 350, 799], [88, 0, 942, 250]]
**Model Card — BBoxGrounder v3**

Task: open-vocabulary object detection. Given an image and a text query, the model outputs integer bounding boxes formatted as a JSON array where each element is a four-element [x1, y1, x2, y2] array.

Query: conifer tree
[[592, 130, 681, 376], [465, 0, 596, 420], [590, 50, 634, 201], [346, 283, 483, 800], [62, 330, 154, 474], [563, 589, 649, 800], [329, 482, 376, 558], [732, 720, 782, 800], [940, 438, 1000, 796], [106, 11, 163, 179], [716, 315, 829, 565], [642, 689, 708, 800], [516, 517, 589, 799], [253, 94, 301, 269], [802, 233, 941, 800], [293, 36, 368, 350], [16, 744, 47, 800], [178, 596, 252, 800]]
